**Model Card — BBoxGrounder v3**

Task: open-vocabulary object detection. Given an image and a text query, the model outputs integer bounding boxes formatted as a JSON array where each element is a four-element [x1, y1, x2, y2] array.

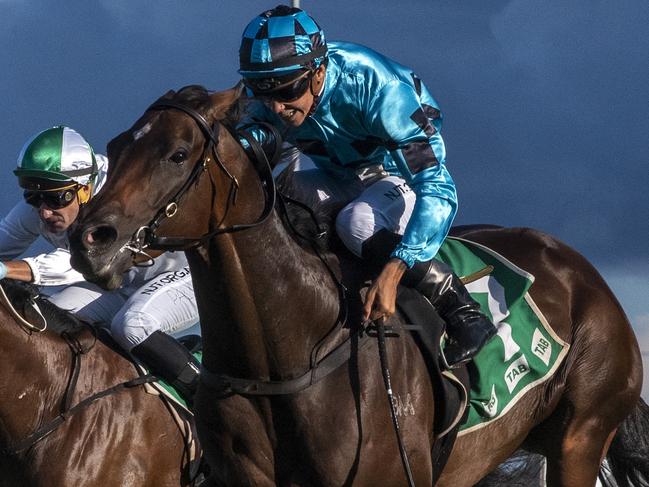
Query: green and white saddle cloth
[[436, 237, 570, 434]]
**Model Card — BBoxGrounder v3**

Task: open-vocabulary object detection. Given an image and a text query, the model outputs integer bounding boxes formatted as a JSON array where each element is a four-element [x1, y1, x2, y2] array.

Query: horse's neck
[[0, 315, 71, 443], [191, 212, 342, 380]]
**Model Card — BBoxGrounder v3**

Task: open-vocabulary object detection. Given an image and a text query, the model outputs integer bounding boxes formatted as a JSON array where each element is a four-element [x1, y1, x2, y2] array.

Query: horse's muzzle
[[69, 223, 129, 290]]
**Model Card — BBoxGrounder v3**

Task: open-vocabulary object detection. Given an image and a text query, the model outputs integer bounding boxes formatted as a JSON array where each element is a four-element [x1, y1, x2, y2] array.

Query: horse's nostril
[[83, 225, 118, 249]]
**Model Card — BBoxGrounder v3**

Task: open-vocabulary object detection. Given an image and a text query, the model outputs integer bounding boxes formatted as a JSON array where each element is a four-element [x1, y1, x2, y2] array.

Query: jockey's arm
[[22, 248, 86, 286], [0, 201, 41, 261], [363, 80, 457, 320]]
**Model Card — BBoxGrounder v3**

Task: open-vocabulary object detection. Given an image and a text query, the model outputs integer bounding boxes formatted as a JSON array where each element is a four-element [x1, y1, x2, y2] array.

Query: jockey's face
[[266, 65, 326, 127], [35, 192, 82, 234]]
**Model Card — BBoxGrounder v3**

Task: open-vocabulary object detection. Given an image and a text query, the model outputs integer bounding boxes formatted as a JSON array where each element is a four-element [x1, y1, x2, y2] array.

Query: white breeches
[[45, 266, 199, 351], [280, 166, 416, 257]]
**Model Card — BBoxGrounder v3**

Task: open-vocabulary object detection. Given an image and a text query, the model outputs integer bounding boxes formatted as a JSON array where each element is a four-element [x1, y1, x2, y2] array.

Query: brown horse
[[68, 85, 648, 486], [0, 279, 202, 487]]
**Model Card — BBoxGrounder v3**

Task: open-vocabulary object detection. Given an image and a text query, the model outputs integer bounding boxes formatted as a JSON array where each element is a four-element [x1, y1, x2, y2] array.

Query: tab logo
[[532, 328, 552, 366], [504, 355, 530, 393]]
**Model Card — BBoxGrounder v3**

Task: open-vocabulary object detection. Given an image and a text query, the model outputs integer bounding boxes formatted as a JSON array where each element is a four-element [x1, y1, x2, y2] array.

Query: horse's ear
[[209, 83, 245, 122], [106, 130, 132, 172]]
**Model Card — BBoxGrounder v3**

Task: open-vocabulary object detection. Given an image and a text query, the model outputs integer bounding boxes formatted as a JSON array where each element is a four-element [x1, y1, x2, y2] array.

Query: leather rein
[[1, 319, 157, 455]]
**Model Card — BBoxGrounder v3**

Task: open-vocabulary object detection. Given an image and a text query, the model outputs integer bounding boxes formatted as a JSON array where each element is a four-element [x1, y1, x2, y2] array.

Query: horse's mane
[[1, 280, 86, 335]]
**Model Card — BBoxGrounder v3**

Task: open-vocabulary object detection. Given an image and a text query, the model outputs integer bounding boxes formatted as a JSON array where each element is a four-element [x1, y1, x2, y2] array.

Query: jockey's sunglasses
[[244, 69, 314, 103], [24, 187, 77, 210]]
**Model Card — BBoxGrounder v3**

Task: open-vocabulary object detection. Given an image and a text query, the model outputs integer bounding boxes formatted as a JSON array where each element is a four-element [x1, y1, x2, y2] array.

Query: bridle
[[121, 100, 278, 255]]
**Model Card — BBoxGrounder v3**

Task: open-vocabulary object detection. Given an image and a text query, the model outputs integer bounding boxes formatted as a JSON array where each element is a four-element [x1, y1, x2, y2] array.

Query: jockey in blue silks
[[237, 5, 496, 367]]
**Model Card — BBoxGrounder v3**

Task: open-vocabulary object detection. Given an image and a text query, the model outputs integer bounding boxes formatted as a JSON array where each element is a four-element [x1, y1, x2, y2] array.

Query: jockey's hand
[[363, 258, 408, 321], [0, 260, 34, 282]]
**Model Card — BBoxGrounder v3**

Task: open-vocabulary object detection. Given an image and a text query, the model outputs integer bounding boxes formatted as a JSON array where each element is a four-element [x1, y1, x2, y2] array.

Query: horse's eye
[[169, 149, 188, 165]]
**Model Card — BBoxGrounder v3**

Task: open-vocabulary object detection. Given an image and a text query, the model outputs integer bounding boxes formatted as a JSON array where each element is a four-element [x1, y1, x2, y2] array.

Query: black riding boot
[[403, 259, 497, 368], [131, 331, 200, 405], [362, 229, 497, 368]]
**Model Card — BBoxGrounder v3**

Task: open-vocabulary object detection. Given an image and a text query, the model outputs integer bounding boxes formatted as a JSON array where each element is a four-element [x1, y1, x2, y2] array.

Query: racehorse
[[68, 84, 648, 486], [0, 279, 202, 487]]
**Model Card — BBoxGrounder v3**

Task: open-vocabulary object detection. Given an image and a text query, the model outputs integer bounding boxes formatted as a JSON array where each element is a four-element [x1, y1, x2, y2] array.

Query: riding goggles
[[24, 187, 78, 209], [243, 69, 313, 102]]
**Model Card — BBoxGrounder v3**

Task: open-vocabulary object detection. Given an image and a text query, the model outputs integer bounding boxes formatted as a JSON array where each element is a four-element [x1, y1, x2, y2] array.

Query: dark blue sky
[[1, 0, 647, 393]]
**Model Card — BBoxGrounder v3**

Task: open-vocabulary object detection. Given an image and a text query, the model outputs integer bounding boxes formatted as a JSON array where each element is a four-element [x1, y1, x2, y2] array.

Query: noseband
[[123, 100, 278, 254]]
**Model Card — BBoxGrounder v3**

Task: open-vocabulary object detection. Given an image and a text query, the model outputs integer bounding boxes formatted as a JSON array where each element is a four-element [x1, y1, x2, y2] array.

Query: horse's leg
[[532, 304, 642, 486], [543, 414, 617, 486]]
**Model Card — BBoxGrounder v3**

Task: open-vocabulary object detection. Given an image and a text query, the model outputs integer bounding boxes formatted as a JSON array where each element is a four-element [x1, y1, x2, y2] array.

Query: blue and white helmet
[[239, 5, 327, 79]]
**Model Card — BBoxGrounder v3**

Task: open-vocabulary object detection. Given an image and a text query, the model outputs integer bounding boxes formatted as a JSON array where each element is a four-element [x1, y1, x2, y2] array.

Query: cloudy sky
[[1, 0, 647, 397]]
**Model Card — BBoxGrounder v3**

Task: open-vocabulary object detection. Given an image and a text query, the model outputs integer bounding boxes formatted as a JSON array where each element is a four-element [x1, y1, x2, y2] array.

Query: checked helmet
[[239, 5, 327, 79]]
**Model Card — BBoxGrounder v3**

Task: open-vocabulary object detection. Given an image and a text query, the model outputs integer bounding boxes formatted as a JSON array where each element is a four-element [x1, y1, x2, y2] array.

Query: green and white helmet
[[14, 126, 98, 191]]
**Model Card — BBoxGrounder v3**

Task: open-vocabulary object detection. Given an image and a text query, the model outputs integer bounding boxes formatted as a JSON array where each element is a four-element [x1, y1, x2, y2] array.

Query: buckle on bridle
[[165, 202, 178, 218]]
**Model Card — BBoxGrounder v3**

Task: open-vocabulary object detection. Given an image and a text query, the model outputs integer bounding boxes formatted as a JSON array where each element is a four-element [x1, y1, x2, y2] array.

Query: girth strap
[[200, 326, 372, 397]]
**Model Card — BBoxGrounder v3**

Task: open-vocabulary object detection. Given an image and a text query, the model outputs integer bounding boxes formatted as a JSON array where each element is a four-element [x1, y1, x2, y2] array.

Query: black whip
[[376, 317, 416, 487]]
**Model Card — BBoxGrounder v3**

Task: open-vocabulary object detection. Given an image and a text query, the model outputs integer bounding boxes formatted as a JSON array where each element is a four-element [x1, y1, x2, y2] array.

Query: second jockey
[[0, 126, 201, 402]]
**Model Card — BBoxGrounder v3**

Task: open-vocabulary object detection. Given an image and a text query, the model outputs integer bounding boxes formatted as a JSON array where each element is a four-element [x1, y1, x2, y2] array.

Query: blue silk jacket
[[244, 41, 458, 267]]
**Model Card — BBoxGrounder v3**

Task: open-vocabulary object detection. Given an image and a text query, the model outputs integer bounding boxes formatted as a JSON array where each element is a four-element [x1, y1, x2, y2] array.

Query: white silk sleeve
[[23, 248, 86, 286]]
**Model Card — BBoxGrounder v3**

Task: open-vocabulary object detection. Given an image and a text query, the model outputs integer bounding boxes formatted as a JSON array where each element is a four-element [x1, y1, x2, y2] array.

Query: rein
[[2, 323, 157, 455], [0, 282, 47, 333]]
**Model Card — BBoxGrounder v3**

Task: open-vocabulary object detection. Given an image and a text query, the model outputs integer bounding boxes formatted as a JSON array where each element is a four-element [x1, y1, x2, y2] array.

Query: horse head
[[69, 85, 248, 289]]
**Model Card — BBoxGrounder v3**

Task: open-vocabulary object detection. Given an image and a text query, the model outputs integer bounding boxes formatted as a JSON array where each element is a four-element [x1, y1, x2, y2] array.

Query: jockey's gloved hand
[[0, 262, 7, 280]]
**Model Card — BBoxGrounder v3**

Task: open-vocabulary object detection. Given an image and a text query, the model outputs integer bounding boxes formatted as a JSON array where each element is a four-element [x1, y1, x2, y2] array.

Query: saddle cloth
[[436, 237, 570, 434]]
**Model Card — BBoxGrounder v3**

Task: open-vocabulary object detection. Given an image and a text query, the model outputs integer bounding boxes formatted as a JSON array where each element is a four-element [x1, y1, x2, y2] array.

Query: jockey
[[0, 126, 200, 401], [238, 5, 497, 367]]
